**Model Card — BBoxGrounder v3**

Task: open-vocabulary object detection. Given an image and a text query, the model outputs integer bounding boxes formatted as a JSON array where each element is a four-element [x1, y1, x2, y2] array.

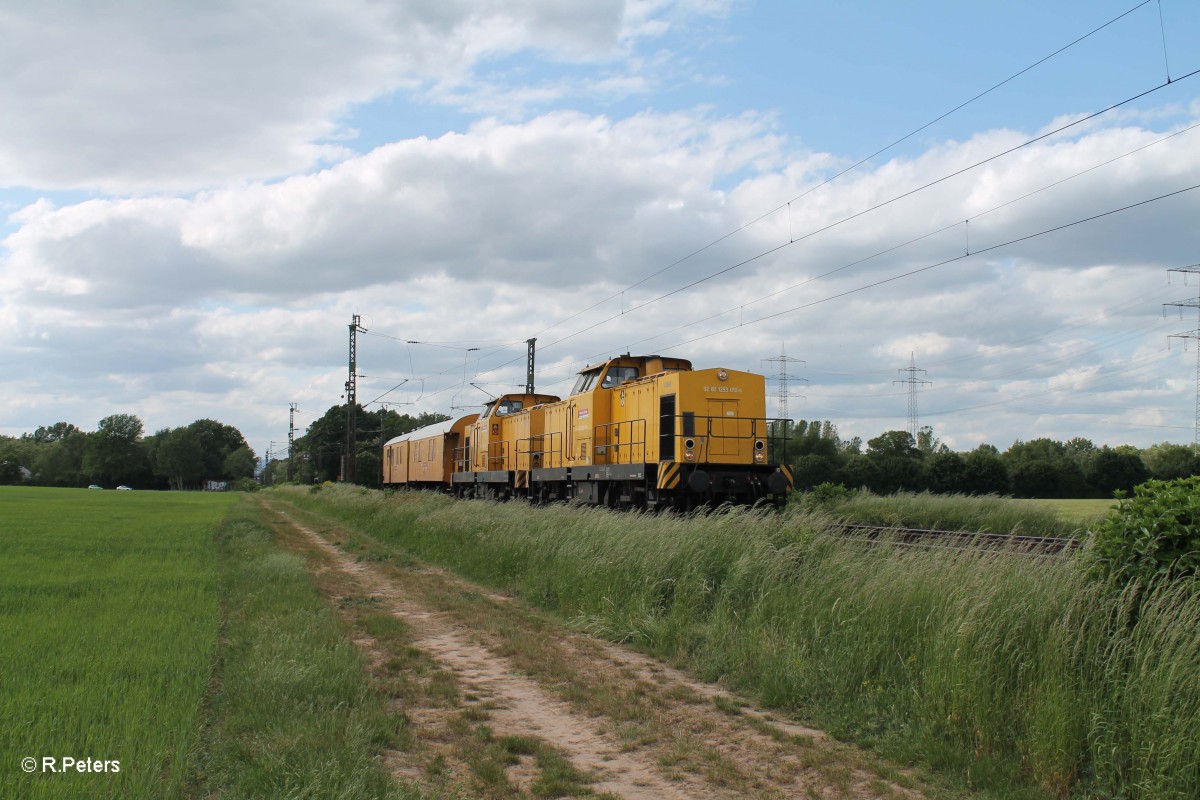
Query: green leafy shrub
[[1091, 476, 1200, 582], [800, 481, 855, 510]]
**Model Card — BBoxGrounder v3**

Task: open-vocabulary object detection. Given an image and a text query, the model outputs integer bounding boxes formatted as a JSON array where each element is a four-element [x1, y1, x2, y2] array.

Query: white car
[[88, 484, 103, 490], [116, 485, 133, 491]]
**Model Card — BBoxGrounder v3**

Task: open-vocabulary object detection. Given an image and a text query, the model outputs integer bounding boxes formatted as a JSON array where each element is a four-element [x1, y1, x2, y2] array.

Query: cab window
[[601, 366, 639, 389], [496, 399, 523, 416], [571, 368, 602, 394]]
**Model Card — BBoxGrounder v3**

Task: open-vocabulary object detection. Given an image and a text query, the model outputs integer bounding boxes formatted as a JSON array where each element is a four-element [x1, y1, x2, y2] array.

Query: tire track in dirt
[[268, 502, 928, 800], [280, 510, 698, 799]]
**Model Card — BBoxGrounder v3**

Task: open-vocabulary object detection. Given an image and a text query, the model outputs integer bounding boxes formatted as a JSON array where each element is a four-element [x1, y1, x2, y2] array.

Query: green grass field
[[284, 484, 1200, 800], [0, 487, 416, 800]]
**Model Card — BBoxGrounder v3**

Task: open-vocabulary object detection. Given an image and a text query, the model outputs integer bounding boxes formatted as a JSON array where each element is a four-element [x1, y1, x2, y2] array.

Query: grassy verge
[[802, 489, 1089, 537], [0, 486, 233, 800], [187, 501, 417, 799], [282, 484, 1200, 800]]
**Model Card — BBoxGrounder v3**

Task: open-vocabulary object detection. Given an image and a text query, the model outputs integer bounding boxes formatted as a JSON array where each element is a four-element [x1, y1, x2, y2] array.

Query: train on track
[[382, 353, 794, 509]]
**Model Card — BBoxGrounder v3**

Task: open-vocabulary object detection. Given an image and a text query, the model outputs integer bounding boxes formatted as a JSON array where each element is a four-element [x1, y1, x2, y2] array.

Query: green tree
[[223, 445, 258, 481], [1141, 442, 1198, 480], [865, 430, 925, 493], [28, 421, 83, 444], [836, 454, 880, 491], [916, 425, 947, 455], [1087, 447, 1150, 498], [32, 434, 88, 487], [295, 404, 450, 486], [926, 451, 968, 494], [787, 420, 845, 489], [151, 427, 205, 490], [1004, 438, 1085, 499], [83, 414, 148, 486], [0, 437, 23, 484], [187, 419, 249, 480], [962, 446, 1009, 495]]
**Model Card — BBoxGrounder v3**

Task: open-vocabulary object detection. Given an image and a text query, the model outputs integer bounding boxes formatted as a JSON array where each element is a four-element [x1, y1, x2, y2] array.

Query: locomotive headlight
[[684, 438, 696, 450], [754, 453, 765, 463], [685, 450, 696, 461], [754, 440, 765, 451]]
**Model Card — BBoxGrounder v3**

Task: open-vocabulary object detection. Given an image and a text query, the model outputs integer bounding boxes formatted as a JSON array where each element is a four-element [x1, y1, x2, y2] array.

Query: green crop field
[[0, 486, 234, 799], [0, 487, 412, 800]]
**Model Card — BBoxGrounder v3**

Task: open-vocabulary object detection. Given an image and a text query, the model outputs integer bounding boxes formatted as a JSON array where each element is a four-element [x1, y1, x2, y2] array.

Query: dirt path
[[260, 498, 933, 800]]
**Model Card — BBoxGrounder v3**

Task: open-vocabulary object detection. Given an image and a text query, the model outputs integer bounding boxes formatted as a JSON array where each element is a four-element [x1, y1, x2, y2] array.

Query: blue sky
[[2, 0, 1199, 459]]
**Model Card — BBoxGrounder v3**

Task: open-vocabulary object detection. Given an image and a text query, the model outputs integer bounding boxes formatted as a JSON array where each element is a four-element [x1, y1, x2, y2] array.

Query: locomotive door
[[707, 399, 739, 457]]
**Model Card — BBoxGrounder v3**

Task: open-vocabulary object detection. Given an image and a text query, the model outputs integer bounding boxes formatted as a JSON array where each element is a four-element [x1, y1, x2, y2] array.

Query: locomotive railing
[[519, 431, 563, 469], [514, 417, 791, 470], [486, 440, 509, 471], [593, 419, 647, 465], [661, 415, 791, 465]]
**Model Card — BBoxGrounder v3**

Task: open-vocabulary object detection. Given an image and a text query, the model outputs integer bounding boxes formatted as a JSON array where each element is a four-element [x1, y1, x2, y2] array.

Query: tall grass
[[804, 489, 1089, 538], [285, 485, 1200, 799], [0, 487, 233, 800]]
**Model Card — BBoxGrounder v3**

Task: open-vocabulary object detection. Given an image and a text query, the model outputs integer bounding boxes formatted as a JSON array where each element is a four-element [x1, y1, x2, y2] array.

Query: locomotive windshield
[[571, 368, 602, 395], [496, 399, 523, 416], [601, 366, 639, 388]]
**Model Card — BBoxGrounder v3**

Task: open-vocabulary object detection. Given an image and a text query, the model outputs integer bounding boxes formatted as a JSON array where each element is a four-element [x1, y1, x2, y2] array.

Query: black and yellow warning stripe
[[657, 462, 682, 490]]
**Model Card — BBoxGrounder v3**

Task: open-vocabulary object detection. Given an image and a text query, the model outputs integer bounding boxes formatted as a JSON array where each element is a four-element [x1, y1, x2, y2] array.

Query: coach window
[[601, 366, 639, 389]]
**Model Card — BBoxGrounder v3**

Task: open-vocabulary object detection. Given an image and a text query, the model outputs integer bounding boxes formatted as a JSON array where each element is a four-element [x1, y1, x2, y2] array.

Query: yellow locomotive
[[382, 354, 793, 508]]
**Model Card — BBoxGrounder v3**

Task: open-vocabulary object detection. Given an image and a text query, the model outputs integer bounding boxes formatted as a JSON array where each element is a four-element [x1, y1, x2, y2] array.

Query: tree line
[[0, 415, 257, 490], [784, 420, 1198, 498], [261, 405, 450, 487]]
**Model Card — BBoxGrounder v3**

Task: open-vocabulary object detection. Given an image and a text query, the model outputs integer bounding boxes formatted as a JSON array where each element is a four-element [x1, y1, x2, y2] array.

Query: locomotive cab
[[453, 391, 559, 499], [529, 354, 790, 508]]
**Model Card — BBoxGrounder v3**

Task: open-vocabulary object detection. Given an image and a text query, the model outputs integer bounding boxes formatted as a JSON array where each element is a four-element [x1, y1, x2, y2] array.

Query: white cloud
[[0, 0, 738, 192], [22, 13, 1200, 463]]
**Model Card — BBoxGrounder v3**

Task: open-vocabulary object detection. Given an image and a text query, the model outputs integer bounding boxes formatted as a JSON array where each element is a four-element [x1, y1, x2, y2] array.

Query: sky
[[3, 0, 1200, 462]]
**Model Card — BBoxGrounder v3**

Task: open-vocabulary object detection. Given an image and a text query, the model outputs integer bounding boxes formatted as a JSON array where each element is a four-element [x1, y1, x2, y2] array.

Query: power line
[[480, 0, 1158, 353], [479, 66, 1200, 378]]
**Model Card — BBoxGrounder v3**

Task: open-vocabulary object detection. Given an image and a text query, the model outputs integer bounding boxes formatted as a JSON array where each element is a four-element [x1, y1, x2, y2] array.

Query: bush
[[1091, 476, 1200, 583], [799, 481, 855, 511]]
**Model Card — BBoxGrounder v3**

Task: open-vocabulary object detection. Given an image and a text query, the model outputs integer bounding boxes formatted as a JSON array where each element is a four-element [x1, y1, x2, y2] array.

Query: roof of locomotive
[[576, 354, 693, 374], [382, 413, 478, 447]]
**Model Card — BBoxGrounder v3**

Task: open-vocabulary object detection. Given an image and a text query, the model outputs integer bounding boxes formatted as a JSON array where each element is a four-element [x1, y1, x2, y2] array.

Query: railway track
[[837, 523, 1082, 555]]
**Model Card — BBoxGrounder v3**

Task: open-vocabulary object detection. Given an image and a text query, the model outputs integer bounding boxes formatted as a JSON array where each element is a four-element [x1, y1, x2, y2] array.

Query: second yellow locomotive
[[383, 354, 792, 508]]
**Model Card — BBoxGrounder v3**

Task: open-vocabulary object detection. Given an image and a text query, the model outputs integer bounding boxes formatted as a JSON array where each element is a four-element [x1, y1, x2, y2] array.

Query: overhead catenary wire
[[350, 6, 1198, 427], [485, 0, 1159, 352], [473, 66, 1200, 384]]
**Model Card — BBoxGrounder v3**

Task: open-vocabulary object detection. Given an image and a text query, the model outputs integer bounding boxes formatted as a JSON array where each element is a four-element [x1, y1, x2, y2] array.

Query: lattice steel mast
[[1165, 266, 1200, 451], [342, 314, 367, 483], [761, 343, 805, 422], [895, 353, 932, 440]]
